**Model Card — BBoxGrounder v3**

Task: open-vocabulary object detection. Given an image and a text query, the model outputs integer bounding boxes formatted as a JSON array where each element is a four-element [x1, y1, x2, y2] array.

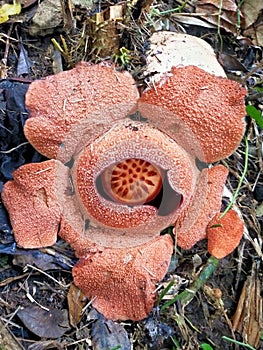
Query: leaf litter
[[0, 0, 262, 349], [17, 305, 70, 339]]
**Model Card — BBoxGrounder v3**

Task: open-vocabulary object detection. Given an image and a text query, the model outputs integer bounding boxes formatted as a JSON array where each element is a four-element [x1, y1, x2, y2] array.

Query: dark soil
[[0, 0, 262, 349]]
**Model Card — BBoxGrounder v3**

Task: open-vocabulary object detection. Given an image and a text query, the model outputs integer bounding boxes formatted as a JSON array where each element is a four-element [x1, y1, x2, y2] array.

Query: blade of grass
[[222, 336, 256, 350], [220, 136, 249, 218], [161, 256, 219, 310], [157, 280, 175, 304]]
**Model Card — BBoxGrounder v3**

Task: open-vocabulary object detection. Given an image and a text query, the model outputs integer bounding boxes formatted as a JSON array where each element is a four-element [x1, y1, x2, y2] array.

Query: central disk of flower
[[101, 158, 163, 205]]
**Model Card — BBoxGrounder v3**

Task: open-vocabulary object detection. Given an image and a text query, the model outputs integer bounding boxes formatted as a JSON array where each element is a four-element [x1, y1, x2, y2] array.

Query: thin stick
[[25, 264, 68, 288]]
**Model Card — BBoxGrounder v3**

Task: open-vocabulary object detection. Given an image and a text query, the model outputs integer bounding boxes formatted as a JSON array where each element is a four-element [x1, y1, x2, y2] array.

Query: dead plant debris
[[0, 0, 262, 349]]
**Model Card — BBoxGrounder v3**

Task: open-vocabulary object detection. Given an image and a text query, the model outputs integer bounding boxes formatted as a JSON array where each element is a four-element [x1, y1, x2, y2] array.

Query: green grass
[[222, 336, 257, 349], [220, 136, 249, 218]]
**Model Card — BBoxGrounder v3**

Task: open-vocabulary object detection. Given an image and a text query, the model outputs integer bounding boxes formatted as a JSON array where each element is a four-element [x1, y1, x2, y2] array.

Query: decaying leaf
[[241, 0, 262, 28], [17, 305, 70, 339], [67, 283, 87, 328], [90, 309, 130, 350], [12, 248, 74, 270], [17, 44, 32, 76], [217, 52, 248, 72], [0, 2, 21, 24], [232, 261, 263, 348], [171, 13, 217, 29], [243, 11, 263, 46], [195, 0, 242, 34], [0, 202, 12, 239]]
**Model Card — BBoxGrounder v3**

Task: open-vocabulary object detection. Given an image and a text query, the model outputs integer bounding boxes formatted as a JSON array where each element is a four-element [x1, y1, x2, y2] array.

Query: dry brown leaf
[[243, 11, 263, 46], [241, 0, 262, 28], [195, 0, 242, 34], [197, 0, 238, 12], [232, 261, 263, 348], [67, 283, 87, 328], [172, 13, 216, 28]]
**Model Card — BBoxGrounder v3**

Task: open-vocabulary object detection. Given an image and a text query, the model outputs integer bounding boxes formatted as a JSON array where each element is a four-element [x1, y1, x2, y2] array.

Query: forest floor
[[0, 0, 262, 349]]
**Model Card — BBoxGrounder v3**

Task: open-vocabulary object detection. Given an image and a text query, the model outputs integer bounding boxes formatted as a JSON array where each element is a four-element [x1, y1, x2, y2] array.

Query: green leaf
[[246, 105, 263, 129], [200, 343, 214, 350]]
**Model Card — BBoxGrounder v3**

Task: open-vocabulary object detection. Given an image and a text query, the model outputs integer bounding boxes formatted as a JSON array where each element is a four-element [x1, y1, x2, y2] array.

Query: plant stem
[[161, 256, 219, 310]]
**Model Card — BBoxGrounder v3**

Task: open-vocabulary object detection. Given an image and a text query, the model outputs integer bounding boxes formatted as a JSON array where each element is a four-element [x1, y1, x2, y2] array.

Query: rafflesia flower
[[2, 49, 246, 320]]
